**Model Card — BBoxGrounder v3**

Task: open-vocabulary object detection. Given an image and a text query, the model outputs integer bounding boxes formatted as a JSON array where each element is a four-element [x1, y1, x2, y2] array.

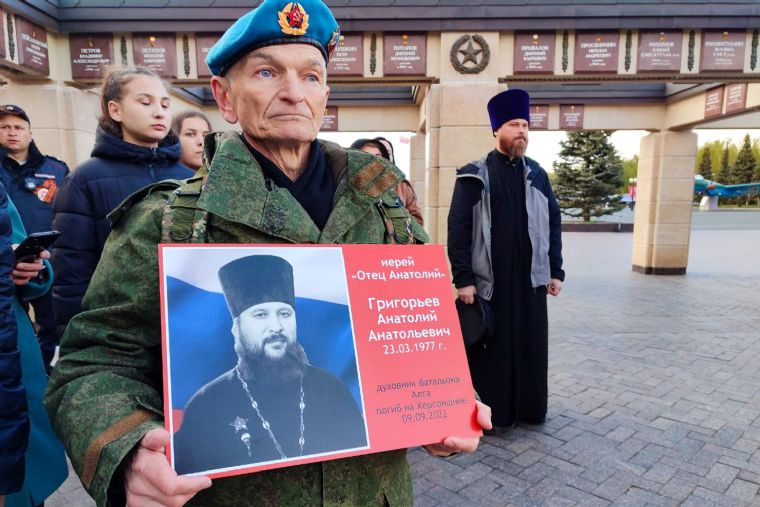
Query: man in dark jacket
[[0, 105, 69, 372], [448, 89, 564, 430]]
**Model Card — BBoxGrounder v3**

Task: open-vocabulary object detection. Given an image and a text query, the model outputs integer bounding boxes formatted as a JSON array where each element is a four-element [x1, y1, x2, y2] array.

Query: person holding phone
[[0, 182, 67, 507], [51, 66, 193, 336]]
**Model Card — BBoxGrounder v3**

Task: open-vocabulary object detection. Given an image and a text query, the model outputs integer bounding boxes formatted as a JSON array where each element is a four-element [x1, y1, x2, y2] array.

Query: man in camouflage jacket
[[45, 1, 490, 504], [46, 132, 431, 507]]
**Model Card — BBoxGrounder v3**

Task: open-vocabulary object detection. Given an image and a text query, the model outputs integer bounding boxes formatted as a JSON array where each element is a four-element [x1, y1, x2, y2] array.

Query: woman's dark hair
[[98, 66, 167, 138], [373, 136, 395, 164], [350, 138, 390, 161], [171, 110, 212, 137]]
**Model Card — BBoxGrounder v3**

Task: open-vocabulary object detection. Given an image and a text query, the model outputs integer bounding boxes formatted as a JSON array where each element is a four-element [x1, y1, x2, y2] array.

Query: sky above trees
[[321, 129, 760, 178]]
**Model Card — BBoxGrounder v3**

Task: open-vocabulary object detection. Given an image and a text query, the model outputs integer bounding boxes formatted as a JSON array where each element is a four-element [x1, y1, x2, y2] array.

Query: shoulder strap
[[375, 192, 429, 245], [160, 176, 209, 244]]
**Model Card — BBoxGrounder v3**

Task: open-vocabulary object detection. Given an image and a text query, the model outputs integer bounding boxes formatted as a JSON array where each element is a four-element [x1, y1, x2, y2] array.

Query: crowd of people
[[0, 0, 565, 504]]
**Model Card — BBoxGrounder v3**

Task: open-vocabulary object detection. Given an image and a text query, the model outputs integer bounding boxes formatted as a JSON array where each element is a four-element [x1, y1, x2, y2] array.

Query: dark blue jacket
[[4, 197, 67, 506], [51, 128, 193, 331], [0, 182, 27, 496], [0, 141, 69, 235]]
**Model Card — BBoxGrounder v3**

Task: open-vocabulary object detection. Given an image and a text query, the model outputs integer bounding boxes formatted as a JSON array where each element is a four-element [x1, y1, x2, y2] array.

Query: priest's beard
[[498, 136, 528, 159], [236, 339, 309, 387]]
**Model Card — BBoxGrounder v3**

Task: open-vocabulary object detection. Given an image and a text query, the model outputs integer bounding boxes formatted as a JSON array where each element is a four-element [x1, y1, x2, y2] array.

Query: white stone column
[[422, 31, 505, 244], [408, 132, 426, 213], [424, 82, 504, 244], [632, 131, 698, 274]]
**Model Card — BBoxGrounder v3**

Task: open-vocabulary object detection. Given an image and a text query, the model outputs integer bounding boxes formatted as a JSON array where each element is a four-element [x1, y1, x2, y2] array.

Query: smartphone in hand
[[14, 230, 61, 262]]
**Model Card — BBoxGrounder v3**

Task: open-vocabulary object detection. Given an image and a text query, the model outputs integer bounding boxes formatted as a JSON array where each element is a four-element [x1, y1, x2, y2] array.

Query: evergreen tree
[[715, 146, 730, 184], [552, 130, 625, 222], [700, 140, 737, 173], [752, 138, 760, 172], [732, 134, 756, 184], [697, 147, 713, 180], [703, 140, 725, 171]]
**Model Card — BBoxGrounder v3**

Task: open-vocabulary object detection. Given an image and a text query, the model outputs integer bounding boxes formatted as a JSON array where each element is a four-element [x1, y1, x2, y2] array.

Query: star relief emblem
[[450, 34, 490, 74], [230, 416, 249, 433], [459, 40, 482, 65]]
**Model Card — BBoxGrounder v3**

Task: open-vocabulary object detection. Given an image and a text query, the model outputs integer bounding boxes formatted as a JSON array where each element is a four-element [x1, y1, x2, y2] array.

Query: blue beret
[[207, 0, 340, 76], [487, 89, 531, 132], [218, 255, 296, 318]]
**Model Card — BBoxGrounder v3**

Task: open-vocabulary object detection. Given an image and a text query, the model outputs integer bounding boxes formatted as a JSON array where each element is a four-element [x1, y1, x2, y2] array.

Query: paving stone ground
[[411, 229, 760, 507], [48, 228, 760, 506]]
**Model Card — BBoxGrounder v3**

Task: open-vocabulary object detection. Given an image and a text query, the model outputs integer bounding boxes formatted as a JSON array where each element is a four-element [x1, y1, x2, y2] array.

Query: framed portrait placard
[[159, 244, 479, 479]]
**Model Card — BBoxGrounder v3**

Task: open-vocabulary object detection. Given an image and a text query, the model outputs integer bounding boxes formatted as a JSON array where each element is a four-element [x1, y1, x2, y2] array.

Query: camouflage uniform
[[45, 132, 428, 507]]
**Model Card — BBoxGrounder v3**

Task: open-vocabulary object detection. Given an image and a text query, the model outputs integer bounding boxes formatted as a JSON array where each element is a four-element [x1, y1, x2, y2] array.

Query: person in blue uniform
[[173, 255, 367, 475], [0, 105, 69, 372]]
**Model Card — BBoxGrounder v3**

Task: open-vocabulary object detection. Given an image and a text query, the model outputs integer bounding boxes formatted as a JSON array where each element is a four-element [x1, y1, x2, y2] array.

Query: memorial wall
[[0, 3, 757, 159], [0, 14, 760, 82], [2, 9, 756, 131]]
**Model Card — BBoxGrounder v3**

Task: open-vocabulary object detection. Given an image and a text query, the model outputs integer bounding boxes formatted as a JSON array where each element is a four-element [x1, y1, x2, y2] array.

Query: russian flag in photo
[[165, 276, 361, 431]]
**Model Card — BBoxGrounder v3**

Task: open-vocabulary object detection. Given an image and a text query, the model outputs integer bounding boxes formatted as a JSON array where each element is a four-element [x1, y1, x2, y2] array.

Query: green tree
[[618, 155, 638, 193], [553, 130, 625, 222], [732, 134, 756, 184], [715, 146, 731, 184], [697, 147, 713, 180], [703, 140, 725, 171], [697, 140, 737, 174], [752, 138, 760, 170]]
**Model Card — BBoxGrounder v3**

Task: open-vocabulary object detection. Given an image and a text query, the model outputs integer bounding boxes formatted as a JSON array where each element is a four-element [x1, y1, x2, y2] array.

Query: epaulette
[[107, 179, 185, 226], [44, 155, 70, 169], [351, 158, 402, 198]]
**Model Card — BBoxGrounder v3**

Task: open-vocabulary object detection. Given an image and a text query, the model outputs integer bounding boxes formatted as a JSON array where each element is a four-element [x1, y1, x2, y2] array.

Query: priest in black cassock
[[173, 255, 367, 474], [447, 89, 565, 430]]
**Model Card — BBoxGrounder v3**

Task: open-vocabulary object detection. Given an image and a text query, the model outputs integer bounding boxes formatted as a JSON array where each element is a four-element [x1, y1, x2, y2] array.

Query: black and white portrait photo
[[161, 247, 368, 476]]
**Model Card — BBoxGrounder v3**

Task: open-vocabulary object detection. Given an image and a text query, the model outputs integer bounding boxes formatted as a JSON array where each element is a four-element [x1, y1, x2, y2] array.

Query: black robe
[[173, 364, 367, 475], [449, 150, 548, 428]]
